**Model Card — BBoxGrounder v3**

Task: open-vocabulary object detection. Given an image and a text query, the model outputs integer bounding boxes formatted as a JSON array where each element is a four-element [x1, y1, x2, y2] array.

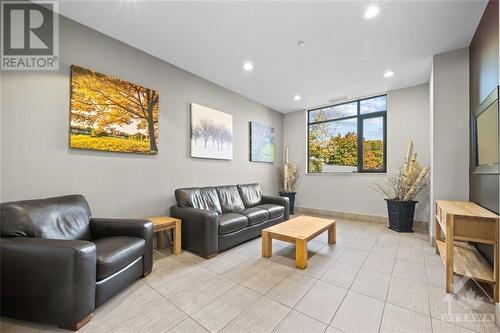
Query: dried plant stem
[[403, 166, 430, 201], [282, 160, 299, 192], [371, 140, 429, 202]]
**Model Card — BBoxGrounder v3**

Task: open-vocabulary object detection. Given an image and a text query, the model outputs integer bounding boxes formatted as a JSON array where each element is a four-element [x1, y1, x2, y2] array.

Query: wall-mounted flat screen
[[476, 100, 498, 166], [473, 87, 499, 174]]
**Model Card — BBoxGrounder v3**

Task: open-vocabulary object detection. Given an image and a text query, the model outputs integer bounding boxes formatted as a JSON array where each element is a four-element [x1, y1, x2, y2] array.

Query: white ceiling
[[58, 0, 487, 113]]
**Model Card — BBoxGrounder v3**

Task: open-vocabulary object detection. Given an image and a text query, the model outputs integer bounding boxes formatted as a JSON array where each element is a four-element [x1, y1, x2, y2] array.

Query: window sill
[[306, 172, 387, 176]]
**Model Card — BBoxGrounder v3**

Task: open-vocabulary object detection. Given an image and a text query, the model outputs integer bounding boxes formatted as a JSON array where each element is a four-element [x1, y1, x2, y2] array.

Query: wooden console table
[[146, 216, 182, 255], [435, 200, 499, 302]]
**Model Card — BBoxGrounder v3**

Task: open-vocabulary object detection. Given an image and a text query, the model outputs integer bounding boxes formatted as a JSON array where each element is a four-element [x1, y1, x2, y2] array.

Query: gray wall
[[0, 16, 283, 218], [429, 48, 470, 239], [283, 84, 430, 221], [0, 72, 2, 203]]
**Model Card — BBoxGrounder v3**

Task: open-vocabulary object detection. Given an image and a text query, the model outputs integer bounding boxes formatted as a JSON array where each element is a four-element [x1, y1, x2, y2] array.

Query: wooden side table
[[435, 200, 499, 303], [146, 216, 182, 255]]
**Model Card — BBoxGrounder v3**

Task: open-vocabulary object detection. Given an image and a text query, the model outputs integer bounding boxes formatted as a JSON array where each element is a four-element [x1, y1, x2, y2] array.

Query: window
[[308, 95, 387, 173]]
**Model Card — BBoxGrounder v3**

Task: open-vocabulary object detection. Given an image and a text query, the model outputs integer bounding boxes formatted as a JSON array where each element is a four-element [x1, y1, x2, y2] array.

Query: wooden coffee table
[[146, 216, 181, 255], [262, 215, 336, 269]]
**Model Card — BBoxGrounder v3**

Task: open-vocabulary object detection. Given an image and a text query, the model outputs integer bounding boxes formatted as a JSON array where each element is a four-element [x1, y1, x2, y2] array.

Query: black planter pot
[[279, 191, 296, 215], [385, 199, 417, 233]]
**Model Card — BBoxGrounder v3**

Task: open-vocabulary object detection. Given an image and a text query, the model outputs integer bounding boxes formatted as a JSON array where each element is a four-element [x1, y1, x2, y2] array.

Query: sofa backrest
[[216, 185, 245, 213], [237, 183, 262, 208], [174, 183, 263, 213], [174, 187, 222, 215], [0, 194, 92, 240]]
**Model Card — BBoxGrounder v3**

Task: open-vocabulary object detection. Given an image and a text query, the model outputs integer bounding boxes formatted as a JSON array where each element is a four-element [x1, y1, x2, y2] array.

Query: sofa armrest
[[170, 206, 219, 258], [90, 218, 153, 276], [262, 195, 290, 220], [0, 237, 96, 328]]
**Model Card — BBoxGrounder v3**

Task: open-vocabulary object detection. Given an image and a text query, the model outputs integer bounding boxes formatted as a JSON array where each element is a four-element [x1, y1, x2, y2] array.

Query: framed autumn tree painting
[[69, 65, 159, 154]]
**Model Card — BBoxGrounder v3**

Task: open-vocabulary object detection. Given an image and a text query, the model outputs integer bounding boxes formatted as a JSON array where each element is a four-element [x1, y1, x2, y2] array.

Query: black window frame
[[307, 94, 387, 174]]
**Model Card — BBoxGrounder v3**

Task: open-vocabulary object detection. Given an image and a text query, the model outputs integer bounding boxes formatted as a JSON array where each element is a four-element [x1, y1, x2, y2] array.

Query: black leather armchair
[[0, 195, 153, 331], [90, 218, 153, 277]]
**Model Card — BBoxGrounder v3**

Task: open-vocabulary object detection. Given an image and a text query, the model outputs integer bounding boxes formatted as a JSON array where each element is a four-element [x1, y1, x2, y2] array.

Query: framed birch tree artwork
[[191, 103, 233, 160], [70, 65, 159, 154]]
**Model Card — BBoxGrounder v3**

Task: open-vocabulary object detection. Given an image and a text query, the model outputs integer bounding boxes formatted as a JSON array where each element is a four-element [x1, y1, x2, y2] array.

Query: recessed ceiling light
[[243, 62, 254, 71], [294, 95, 302, 101], [383, 70, 394, 78], [364, 5, 380, 19]]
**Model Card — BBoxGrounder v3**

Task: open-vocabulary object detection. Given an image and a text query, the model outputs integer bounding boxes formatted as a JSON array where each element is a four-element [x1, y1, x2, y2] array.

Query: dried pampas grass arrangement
[[281, 160, 299, 192], [280, 147, 300, 192], [371, 141, 430, 201]]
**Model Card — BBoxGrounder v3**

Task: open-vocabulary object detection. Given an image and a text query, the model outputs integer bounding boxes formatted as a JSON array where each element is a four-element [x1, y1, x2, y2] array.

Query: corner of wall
[[429, 48, 471, 242], [497, 0, 500, 327], [0, 72, 3, 203], [429, 61, 435, 241]]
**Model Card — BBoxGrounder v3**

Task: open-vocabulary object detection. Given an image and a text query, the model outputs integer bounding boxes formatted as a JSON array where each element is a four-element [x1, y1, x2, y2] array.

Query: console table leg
[[435, 211, 441, 255], [445, 214, 454, 294]]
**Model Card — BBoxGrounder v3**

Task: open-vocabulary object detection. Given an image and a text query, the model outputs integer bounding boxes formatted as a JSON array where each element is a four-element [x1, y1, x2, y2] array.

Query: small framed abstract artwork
[[250, 122, 275, 163]]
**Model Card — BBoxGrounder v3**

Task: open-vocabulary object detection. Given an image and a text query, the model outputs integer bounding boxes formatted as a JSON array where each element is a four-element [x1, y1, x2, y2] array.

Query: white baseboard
[[294, 206, 429, 233]]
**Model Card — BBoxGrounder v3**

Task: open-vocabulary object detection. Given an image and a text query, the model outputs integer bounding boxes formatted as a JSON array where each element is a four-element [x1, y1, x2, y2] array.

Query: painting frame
[[190, 103, 233, 160], [69, 65, 159, 155], [249, 121, 275, 163]]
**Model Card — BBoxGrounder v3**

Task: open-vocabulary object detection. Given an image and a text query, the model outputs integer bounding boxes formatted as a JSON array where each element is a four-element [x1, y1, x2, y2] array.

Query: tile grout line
[[328, 225, 381, 331], [208, 245, 295, 333], [422, 251, 435, 333], [3, 223, 489, 333], [377, 231, 399, 333], [151, 251, 266, 333], [266, 224, 374, 331], [144, 277, 211, 333], [176, 225, 423, 333], [165, 227, 438, 333]]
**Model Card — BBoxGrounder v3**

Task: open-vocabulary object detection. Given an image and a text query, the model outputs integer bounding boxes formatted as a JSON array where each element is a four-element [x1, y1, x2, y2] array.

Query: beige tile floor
[[1, 218, 499, 333]]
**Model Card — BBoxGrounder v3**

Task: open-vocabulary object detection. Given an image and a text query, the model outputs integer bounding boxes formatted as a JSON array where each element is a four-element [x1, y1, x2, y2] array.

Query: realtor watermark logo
[[1, 0, 59, 70], [441, 276, 495, 326]]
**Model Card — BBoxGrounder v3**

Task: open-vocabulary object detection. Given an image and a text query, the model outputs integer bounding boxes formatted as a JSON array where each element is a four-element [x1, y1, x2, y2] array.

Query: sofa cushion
[[95, 236, 145, 280], [216, 186, 245, 213], [237, 184, 262, 208], [175, 187, 222, 215], [219, 213, 248, 235], [0, 194, 92, 240], [238, 207, 269, 226], [256, 204, 285, 219]]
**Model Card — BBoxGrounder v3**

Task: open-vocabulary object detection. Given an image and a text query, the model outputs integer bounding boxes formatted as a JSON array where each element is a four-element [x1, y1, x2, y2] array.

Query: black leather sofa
[[0, 195, 153, 330], [171, 183, 289, 258]]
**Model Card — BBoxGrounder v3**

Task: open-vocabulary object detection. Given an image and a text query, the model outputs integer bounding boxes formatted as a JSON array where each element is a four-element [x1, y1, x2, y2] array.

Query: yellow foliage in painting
[[70, 65, 159, 154], [70, 135, 151, 154]]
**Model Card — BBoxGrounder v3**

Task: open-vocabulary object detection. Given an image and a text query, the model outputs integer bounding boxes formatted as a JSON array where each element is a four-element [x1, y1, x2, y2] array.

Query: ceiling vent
[[327, 96, 349, 104]]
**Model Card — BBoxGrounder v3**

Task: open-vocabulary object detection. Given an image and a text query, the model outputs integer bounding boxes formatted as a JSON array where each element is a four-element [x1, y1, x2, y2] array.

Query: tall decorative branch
[[281, 147, 299, 192], [371, 141, 430, 201]]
